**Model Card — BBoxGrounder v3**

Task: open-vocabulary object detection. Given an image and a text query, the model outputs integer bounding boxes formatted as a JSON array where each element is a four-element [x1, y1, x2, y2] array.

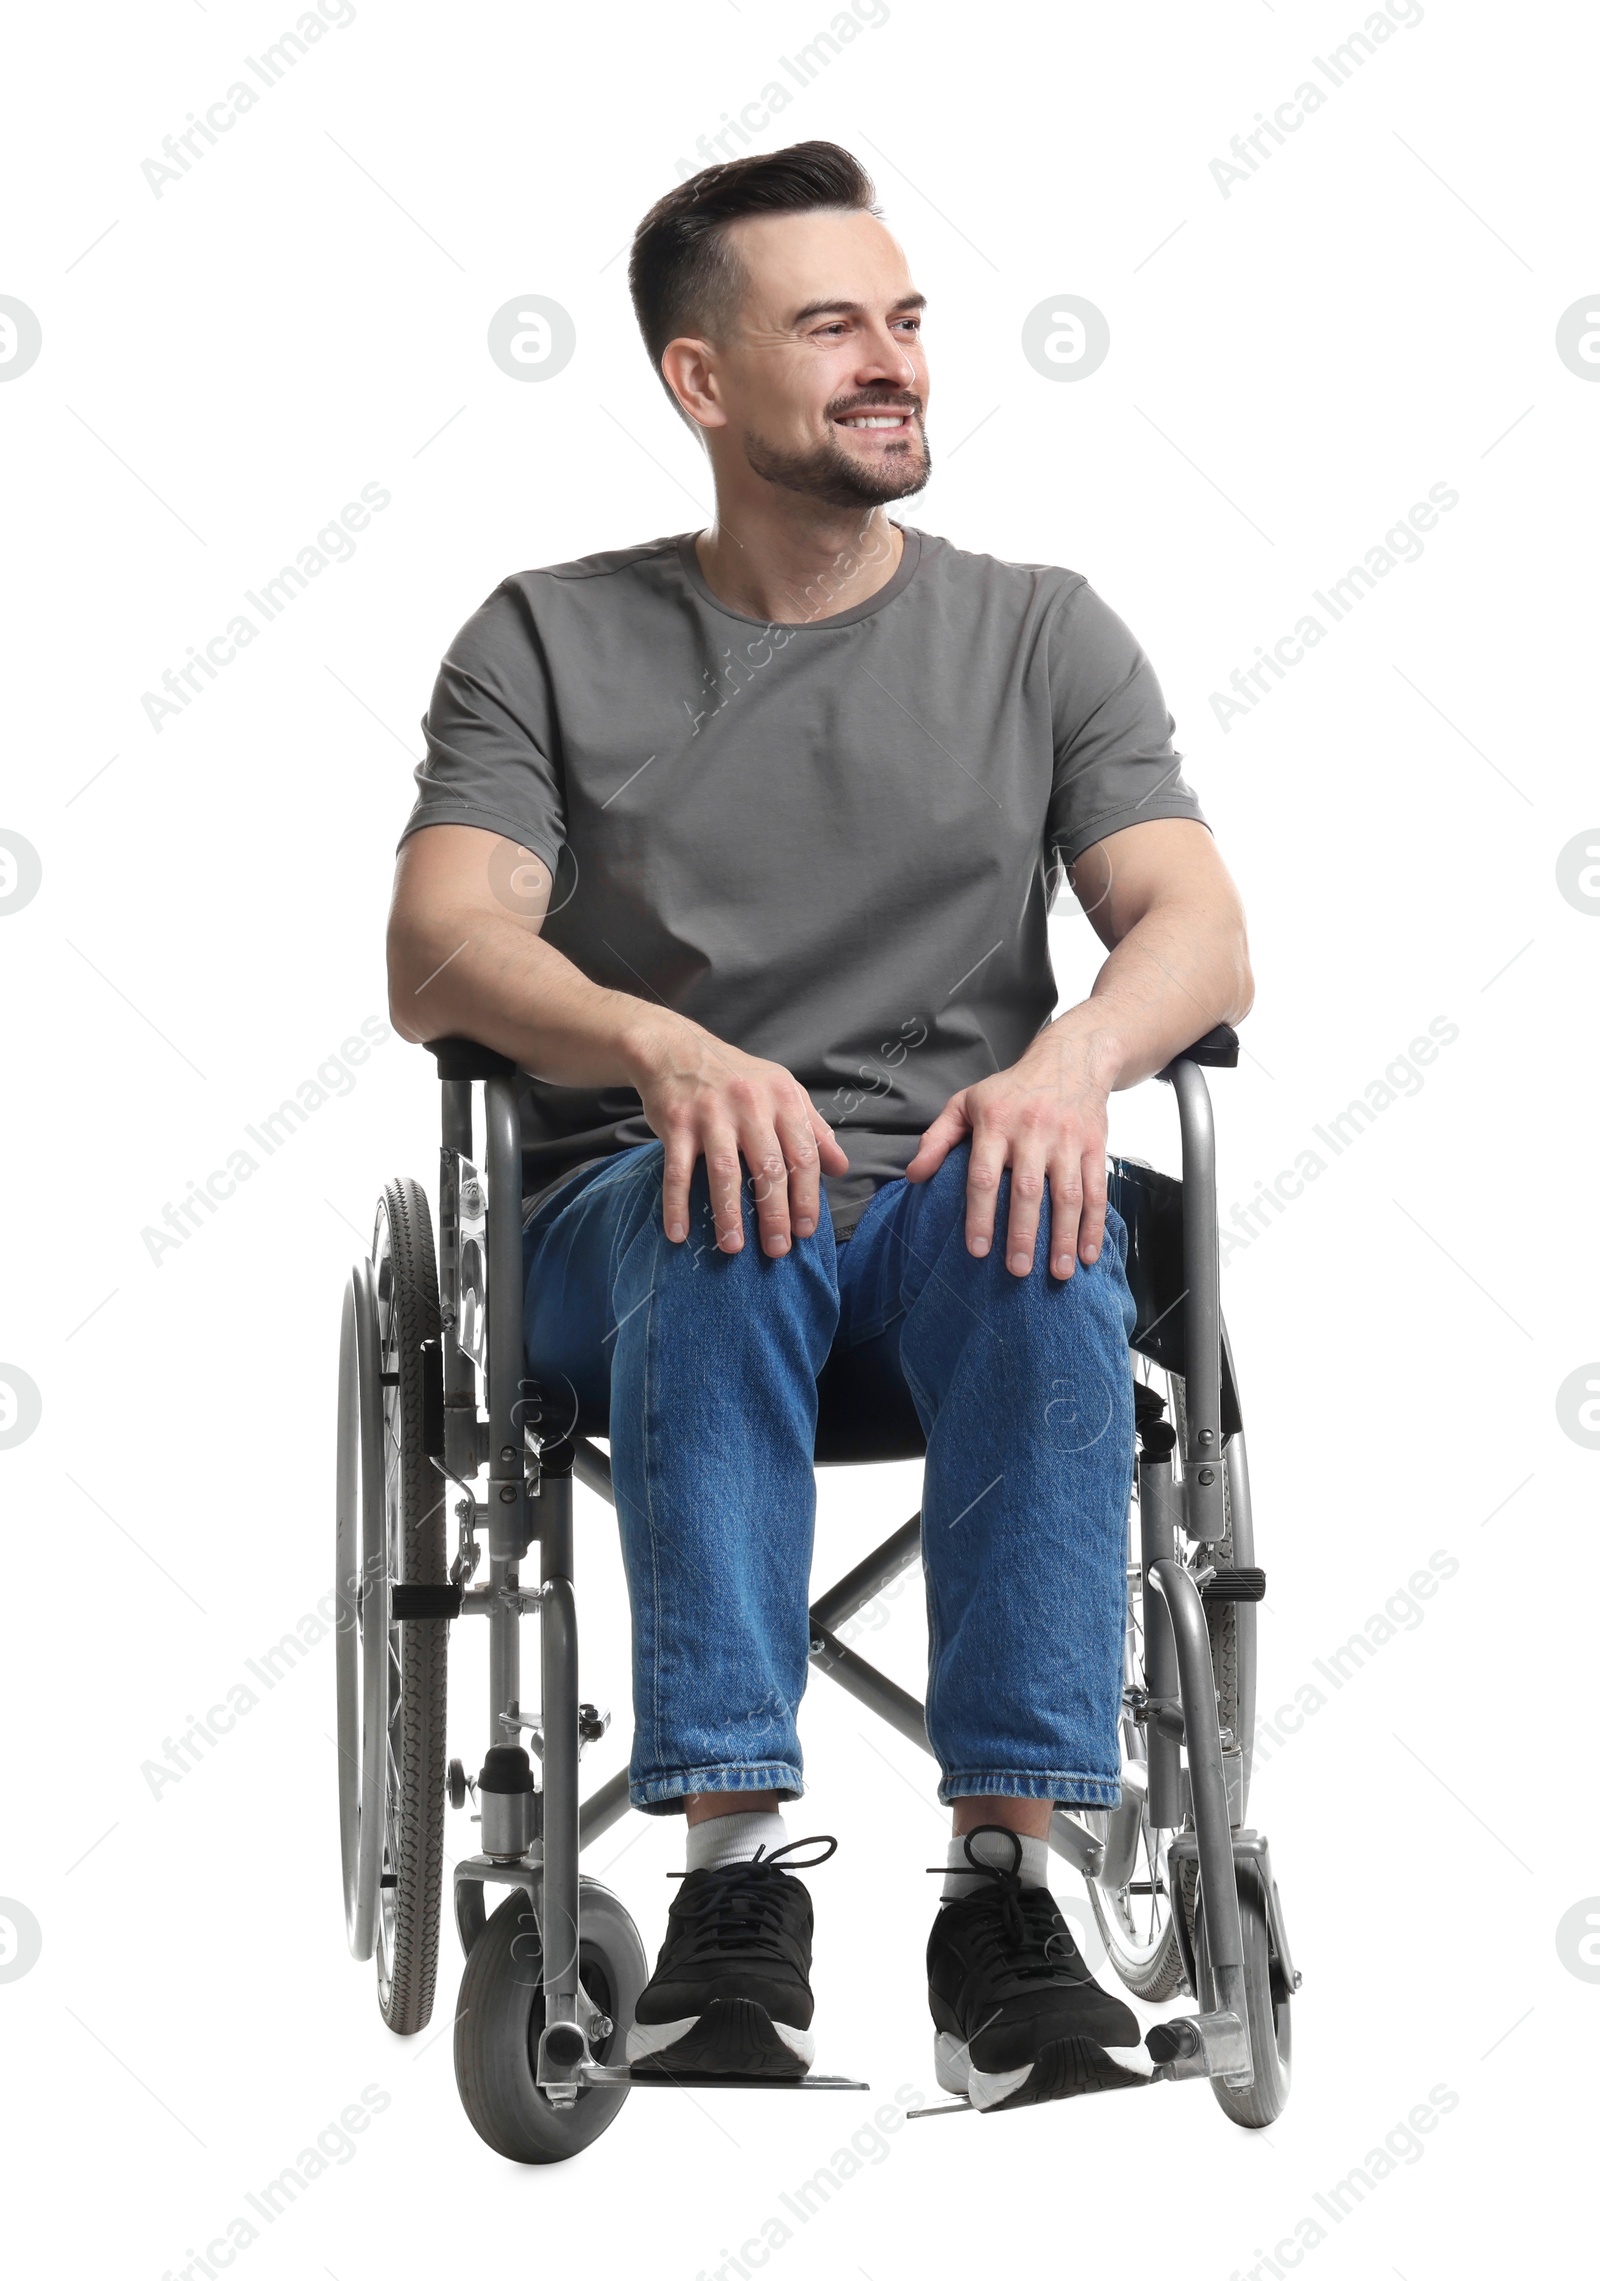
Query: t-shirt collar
[[674, 522, 923, 631]]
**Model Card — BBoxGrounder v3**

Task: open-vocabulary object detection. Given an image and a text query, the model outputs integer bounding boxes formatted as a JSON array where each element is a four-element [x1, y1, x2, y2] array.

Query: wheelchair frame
[[337, 1024, 1296, 2145]]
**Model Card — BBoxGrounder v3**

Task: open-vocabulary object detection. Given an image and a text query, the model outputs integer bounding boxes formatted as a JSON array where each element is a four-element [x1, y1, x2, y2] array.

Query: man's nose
[[855, 325, 918, 391]]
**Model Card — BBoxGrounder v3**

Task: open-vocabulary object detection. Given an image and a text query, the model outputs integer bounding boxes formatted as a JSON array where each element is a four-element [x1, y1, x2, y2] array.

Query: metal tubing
[[808, 1515, 923, 1635], [1169, 1062, 1226, 1545], [480, 1073, 527, 1773], [483, 1075, 529, 1566], [1145, 1557, 1251, 2080], [487, 1562, 518, 1743], [1219, 1316, 1259, 1801], [571, 1438, 615, 1506], [1047, 1812, 1105, 1881], [809, 1625, 930, 1752], [1225, 1532, 1257, 1798], [438, 1078, 479, 1480], [539, 1478, 581, 2024], [1218, 1322, 1254, 1563], [1139, 1455, 1184, 1828], [440, 1075, 473, 1160]]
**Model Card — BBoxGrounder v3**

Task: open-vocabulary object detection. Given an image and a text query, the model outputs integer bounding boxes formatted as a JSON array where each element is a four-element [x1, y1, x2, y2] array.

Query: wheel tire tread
[[454, 1881, 645, 2164], [375, 1177, 448, 2036], [1193, 1877, 1292, 2129]]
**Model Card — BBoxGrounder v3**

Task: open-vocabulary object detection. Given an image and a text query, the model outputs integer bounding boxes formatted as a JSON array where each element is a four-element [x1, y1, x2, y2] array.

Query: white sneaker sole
[[935, 2028, 1157, 2111], [626, 2010, 814, 2068]]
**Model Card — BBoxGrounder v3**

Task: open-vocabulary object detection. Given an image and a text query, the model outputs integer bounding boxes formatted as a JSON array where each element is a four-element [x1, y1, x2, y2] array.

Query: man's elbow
[[386, 985, 424, 1047], [1228, 928, 1256, 1028], [386, 917, 441, 1046]]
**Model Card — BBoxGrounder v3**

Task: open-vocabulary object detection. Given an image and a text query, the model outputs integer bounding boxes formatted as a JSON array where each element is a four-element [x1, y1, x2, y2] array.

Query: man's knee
[[917, 1145, 1129, 1311], [912, 1141, 1048, 1258], [617, 1150, 839, 1312], [586, 1140, 768, 1263], [914, 1136, 975, 1234]]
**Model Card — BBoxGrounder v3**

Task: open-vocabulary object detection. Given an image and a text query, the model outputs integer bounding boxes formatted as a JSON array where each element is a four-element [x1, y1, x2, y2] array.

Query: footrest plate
[[907, 2012, 1251, 2116], [579, 2065, 869, 2090]]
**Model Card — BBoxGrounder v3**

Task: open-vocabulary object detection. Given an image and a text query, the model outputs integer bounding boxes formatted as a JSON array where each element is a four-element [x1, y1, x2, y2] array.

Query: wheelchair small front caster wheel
[[454, 1876, 646, 2164], [448, 1758, 468, 1810]]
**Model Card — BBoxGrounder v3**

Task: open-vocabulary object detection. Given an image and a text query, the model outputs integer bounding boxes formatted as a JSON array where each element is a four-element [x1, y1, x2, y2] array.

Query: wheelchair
[[334, 1023, 1297, 2160]]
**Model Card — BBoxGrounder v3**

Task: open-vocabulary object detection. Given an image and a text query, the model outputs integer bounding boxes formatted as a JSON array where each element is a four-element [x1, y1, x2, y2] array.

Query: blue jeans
[[522, 1138, 1137, 1817]]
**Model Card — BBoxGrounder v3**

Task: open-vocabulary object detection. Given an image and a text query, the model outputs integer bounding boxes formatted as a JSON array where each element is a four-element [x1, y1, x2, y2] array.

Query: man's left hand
[[902, 1026, 1120, 1280]]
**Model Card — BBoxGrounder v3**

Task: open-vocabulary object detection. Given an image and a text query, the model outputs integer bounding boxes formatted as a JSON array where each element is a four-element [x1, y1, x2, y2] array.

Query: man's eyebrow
[[787, 291, 927, 326]]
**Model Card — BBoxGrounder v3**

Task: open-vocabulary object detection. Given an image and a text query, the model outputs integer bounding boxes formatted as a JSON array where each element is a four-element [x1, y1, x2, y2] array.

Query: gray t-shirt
[[397, 523, 1208, 1241]]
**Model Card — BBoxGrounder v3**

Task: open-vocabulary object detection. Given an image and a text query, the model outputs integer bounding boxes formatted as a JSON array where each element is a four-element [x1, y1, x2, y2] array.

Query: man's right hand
[[624, 1014, 849, 1257]]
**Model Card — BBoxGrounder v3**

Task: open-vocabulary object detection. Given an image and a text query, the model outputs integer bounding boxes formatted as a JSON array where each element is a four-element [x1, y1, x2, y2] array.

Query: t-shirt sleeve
[[395, 580, 567, 876], [1044, 578, 1209, 867]]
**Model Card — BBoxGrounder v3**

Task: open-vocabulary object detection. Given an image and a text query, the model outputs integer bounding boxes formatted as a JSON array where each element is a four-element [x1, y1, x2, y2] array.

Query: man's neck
[[693, 502, 904, 627]]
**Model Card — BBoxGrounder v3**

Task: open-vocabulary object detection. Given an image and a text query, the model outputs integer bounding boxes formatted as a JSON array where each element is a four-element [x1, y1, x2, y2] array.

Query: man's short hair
[[628, 141, 880, 415]]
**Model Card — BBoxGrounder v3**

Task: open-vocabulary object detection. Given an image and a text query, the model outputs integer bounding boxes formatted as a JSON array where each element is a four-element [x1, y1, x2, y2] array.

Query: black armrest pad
[[424, 1035, 517, 1082], [1158, 1023, 1239, 1077]]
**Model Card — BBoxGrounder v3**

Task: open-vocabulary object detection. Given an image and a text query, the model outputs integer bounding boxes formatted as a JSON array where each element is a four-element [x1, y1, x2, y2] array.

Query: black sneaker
[[927, 1826, 1151, 2111], [626, 1836, 836, 2080]]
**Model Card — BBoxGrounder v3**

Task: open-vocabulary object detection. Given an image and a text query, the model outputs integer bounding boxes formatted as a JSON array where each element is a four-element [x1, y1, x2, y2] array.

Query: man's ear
[[660, 336, 726, 431]]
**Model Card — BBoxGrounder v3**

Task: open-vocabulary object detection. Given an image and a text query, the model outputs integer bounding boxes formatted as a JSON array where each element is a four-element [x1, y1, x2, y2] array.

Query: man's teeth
[[840, 414, 909, 427]]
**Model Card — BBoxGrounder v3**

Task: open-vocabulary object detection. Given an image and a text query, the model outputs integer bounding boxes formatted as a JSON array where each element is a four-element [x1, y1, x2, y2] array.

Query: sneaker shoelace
[[664, 1835, 838, 1969], [926, 1825, 1090, 1985]]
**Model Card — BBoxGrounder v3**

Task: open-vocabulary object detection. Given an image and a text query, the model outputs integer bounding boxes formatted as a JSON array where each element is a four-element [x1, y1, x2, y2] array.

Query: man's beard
[[741, 414, 931, 508]]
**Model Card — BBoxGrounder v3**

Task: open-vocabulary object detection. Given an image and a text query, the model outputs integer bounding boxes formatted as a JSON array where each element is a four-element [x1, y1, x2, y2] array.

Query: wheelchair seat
[[553, 1325, 930, 1467]]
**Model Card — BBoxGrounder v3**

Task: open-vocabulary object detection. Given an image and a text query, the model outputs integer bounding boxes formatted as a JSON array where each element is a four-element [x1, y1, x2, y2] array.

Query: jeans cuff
[[938, 1770, 1122, 1811], [629, 1761, 804, 1817]]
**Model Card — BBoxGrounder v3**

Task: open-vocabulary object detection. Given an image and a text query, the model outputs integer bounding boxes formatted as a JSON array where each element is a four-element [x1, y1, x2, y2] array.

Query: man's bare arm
[[903, 817, 1253, 1278], [385, 823, 847, 1255], [1056, 814, 1255, 1089], [387, 822, 654, 1087]]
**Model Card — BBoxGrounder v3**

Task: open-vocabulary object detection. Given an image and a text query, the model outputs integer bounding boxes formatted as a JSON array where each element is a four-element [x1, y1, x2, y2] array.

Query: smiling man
[[387, 142, 1253, 2111]]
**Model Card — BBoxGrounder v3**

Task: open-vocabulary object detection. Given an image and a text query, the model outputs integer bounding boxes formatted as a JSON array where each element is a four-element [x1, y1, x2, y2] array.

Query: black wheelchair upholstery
[[553, 1328, 927, 1468], [1109, 1156, 1244, 1439]]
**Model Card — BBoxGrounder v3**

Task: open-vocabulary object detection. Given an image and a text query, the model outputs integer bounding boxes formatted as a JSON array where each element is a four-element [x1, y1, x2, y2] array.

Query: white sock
[[686, 1807, 789, 1875], [942, 1826, 1051, 1901]]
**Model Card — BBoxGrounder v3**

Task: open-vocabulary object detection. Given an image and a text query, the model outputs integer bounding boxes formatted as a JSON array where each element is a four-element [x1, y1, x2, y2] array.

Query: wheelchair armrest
[[1156, 1023, 1238, 1079], [424, 1035, 517, 1082]]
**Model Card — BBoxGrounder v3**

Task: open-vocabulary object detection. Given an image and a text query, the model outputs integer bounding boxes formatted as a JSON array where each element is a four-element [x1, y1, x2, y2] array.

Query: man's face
[[700, 207, 930, 508]]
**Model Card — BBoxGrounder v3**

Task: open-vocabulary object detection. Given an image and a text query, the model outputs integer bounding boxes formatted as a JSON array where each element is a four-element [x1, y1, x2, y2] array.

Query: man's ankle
[[942, 1826, 1052, 1899], [685, 1805, 789, 1874], [685, 1786, 787, 1828]]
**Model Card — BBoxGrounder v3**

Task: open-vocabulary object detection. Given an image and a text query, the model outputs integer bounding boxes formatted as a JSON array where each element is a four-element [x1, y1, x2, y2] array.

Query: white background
[[1, 1, 1594, 2274]]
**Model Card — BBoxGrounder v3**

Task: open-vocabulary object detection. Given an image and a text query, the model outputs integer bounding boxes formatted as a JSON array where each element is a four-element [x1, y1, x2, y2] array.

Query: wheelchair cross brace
[[430, 1045, 1259, 2105]]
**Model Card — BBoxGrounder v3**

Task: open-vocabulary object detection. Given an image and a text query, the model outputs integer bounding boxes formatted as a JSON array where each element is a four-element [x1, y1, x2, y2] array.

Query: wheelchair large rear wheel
[[335, 1178, 449, 2034], [455, 1879, 646, 2164], [1194, 1874, 1292, 2127], [1081, 1360, 1245, 2001]]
